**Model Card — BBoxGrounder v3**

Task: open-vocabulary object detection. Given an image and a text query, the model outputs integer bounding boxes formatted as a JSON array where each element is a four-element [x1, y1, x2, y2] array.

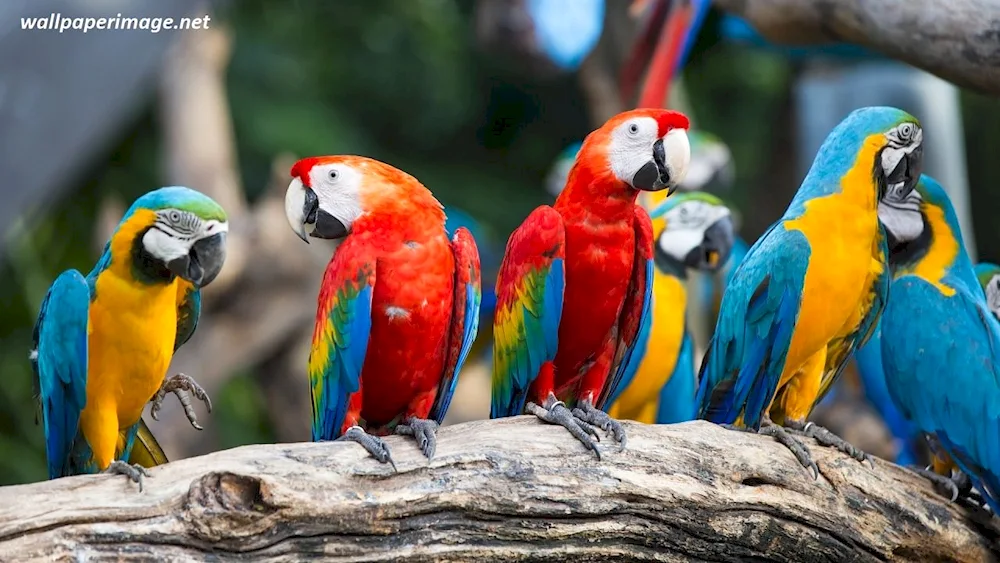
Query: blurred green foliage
[[1, 0, 998, 487]]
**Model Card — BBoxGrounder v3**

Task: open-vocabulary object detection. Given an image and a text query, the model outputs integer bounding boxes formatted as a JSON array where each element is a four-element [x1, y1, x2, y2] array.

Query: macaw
[[284, 156, 481, 467], [31, 186, 228, 488], [605, 191, 734, 424], [878, 176, 1000, 512], [696, 107, 924, 475], [491, 108, 691, 457]]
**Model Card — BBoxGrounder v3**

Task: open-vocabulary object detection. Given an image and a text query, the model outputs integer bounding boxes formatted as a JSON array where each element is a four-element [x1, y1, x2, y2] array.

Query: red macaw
[[491, 108, 691, 457], [284, 156, 481, 468]]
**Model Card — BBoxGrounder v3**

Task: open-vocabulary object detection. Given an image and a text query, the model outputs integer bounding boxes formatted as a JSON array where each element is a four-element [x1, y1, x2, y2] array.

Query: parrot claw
[[722, 421, 819, 479], [338, 426, 397, 471], [526, 398, 602, 459], [572, 401, 627, 450], [396, 418, 439, 460], [910, 466, 988, 507], [150, 372, 213, 430], [791, 421, 872, 467], [105, 460, 151, 492]]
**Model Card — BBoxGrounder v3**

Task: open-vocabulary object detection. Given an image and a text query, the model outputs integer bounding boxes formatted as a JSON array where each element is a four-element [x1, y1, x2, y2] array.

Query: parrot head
[[975, 262, 1000, 320], [681, 130, 735, 194], [285, 155, 441, 243], [564, 108, 691, 199], [123, 186, 228, 287], [879, 175, 965, 269], [649, 191, 735, 272]]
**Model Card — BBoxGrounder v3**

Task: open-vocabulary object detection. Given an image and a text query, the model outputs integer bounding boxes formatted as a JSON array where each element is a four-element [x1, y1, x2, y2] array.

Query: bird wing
[[429, 227, 483, 424], [695, 223, 810, 429], [174, 280, 201, 351], [32, 270, 90, 479], [880, 276, 1000, 511], [597, 205, 655, 410], [120, 419, 169, 467], [309, 245, 375, 441], [491, 206, 566, 418]]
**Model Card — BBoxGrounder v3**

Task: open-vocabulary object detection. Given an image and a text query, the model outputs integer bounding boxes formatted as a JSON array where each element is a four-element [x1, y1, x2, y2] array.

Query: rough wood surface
[[1, 418, 996, 562], [714, 0, 1000, 95]]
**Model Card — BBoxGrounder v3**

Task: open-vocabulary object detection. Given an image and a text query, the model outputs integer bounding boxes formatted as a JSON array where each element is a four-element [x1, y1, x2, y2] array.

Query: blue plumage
[[656, 330, 696, 423], [880, 176, 1000, 512]]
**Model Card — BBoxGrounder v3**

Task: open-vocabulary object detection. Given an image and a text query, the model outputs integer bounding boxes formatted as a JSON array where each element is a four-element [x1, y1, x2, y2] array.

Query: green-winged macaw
[[31, 186, 227, 488], [284, 156, 481, 467], [696, 107, 924, 475], [878, 176, 1000, 511], [492, 108, 691, 457], [605, 191, 734, 424]]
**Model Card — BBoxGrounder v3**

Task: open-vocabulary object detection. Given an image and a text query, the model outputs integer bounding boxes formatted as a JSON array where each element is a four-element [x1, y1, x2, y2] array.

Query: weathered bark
[[1, 419, 996, 561], [714, 0, 1000, 96]]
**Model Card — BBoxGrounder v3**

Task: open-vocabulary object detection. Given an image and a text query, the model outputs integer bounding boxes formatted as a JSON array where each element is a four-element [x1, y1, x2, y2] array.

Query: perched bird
[[696, 107, 924, 475], [31, 187, 227, 488], [606, 191, 735, 424], [491, 108, 691, 456], [284, 156, 481, 467], [878, 176, 1000, 511]]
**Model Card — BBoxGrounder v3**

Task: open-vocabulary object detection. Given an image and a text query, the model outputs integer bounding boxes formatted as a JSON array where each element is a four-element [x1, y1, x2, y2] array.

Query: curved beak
[[631, 129, 690, 195], [167, 231, 227, 288], [284, 178, 349, 243], [881, 137, 923, 201], [683, 215, 735, 271]]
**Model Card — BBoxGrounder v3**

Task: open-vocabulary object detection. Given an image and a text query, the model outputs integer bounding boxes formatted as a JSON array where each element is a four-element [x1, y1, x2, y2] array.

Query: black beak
[[631, 138, 675, 194], [166, 232, 227, 287], [883, 145, 923, 200], [299, 187, 348, 241], [683, 216, 735, 271]]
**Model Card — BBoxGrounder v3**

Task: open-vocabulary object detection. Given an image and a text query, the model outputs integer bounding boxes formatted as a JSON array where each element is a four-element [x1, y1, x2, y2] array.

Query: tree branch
[[714, 0, 1000, 95], [1, 419, 996, 561]]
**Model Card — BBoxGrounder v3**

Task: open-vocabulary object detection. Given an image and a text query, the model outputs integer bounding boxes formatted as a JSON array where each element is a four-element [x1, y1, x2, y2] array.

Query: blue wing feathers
[[35, 270, 91, 479], [656, 329, 697, 424]]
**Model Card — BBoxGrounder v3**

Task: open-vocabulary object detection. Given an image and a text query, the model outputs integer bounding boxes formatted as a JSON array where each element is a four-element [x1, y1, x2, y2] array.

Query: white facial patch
[[308, 163, 365, 233], [607, 116, 660, 185], [658, 200, 730, 259], [681, 142, 729, 190], [878, 189, 923, 243], [142, 211, 227, 262], [986, 276, 1000, 321]]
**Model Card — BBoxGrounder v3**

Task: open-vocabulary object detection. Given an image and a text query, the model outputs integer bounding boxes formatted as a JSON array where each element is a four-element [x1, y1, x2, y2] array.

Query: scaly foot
[[722, 420, 819, 480], [105, 460, 151, 492], [789, 420, 873, 468], [910, 466, 987, 507], [572, 400, 627, 450], [526, 395, 602, 459], [150, 373, 213, 430], [337, 426, 397, 471], [396, 418, 439, 459]]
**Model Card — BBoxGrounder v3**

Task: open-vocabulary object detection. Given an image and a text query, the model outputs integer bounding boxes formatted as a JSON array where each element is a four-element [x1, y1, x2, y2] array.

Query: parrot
[[696, 106, 924, 475], [283, 155, 481, 467], [445, 205, 500, 364], [31, 186, 228, 488], [491, 107, 692, 457], [605, 191, 735, 424], [878, 175, 1000, 512]]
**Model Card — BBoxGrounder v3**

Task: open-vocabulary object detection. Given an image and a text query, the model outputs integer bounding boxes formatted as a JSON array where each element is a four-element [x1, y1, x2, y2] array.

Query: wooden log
[[713, 0, 1000, 96], [0, 418, 996, 561]]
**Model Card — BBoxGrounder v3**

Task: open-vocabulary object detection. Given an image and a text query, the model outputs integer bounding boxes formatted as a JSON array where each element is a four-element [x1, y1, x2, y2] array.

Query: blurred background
[[1, 0, 998, 485]]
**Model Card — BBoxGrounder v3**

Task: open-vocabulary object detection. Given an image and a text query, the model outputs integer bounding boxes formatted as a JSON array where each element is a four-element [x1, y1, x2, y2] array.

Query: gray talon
[[723, 420, 819, 479], [527, 398, 602, 459], [338, 426, 397, 471], [396, 418, 439, 459], [572, 401, 627, 450], [151, 373, 213, 430], [105, 460, 151, 492]]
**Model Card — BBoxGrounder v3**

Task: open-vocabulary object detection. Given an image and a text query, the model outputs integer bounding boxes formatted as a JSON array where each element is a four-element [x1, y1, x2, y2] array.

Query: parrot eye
[[328, 169, 340, 181], [898, 123, 914, 140], [627, 123, 640, 136], [168, 210, 181, 223]]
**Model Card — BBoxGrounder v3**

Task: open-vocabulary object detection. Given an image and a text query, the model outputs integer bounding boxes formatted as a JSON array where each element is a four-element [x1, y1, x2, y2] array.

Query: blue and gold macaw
[[605, 192, 734, 424], [31, 186, 227, 488], [696, 107, 924, 475], [878, 176, 1000, 511]]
